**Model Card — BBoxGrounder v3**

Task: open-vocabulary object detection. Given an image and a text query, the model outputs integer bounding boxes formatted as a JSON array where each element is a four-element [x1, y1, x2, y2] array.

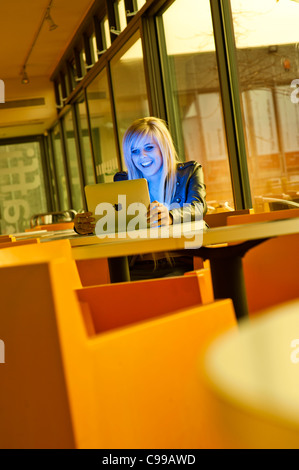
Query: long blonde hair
[[122, 117, 178, 207]]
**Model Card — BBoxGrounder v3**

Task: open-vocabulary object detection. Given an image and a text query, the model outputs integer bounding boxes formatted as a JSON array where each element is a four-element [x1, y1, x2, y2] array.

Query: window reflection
[[86, 68, 119, 182], [111, 31, 149, 168], [161, 0, 234, 210], [231, 0, 299, 211]]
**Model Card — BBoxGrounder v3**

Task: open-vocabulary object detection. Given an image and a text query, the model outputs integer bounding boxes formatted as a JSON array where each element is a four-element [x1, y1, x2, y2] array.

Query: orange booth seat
[[0, 238, 111, 288], [0, 256, 237, 449]]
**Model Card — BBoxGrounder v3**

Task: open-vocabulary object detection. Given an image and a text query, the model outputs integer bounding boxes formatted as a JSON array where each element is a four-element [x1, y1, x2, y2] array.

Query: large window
[[110, 30, 150, 167], [86, 67, 119, 182], [231, 0, 299, 212], [159, 0, 234, 209], [0, 140, 47, 234]]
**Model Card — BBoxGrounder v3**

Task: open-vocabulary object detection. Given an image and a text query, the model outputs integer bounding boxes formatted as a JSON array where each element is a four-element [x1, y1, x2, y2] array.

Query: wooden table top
[[65, 217, 299, 260]]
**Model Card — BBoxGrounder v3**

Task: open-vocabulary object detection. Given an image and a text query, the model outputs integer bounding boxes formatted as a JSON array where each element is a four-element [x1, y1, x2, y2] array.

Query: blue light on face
[[131, 143, 155, 156]]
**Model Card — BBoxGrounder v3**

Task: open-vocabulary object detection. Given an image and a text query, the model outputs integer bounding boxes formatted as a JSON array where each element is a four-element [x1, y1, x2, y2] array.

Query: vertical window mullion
[[105, 0, 119, 42], [83, 33, 94, 68], [125, 0, 136, 23], [71, 103, 88, 210], [83, 87, 97, 182], [39, 135, 54, 212], [48, 131, 60, 211], [74, 47, 83, 81], [107, 61, 123, 172], [141, 15, 167, 120], [93, 15, 106, 56], [59, 119, 73, 209]]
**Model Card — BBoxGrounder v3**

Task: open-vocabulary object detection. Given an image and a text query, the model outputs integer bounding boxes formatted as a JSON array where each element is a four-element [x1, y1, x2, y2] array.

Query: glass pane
[[53, 124, 69, 211], [76, 95, 96, 185], [64, 110, 84, 211], [0, 141, 47, 234], [116, 0, 127, 31], [231, 0, 299, 212], [136, 0, 146, 10], [103, 16, 111, 49], [90, 33, 97, 65], [111, 31, 150, 168], [160, 0, 234, 210], [86, 67, 119, 182]]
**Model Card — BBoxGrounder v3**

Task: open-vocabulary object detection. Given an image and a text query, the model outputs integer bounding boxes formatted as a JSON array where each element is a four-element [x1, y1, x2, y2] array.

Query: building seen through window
[[232, 0, 299, 211], [161, 0, 235, 210]]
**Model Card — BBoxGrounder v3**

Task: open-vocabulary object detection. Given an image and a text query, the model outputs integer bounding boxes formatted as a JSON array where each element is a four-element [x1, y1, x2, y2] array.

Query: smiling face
[[131, 136, 163, 180]]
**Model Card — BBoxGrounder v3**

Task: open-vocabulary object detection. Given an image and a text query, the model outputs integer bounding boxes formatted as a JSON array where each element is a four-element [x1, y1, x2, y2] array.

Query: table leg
[[180, 238, 268, 321], [108, 256, 131, 283], [209, 255, 248, 321]]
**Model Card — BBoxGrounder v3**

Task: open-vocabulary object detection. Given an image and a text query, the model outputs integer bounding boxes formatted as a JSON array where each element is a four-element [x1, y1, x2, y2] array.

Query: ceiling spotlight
[[45, 8, 58, 31], [21, 67, 29, 85]]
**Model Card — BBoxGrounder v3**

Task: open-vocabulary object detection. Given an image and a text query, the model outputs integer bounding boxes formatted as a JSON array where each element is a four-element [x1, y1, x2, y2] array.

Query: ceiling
[[0, 0, 96, 139]]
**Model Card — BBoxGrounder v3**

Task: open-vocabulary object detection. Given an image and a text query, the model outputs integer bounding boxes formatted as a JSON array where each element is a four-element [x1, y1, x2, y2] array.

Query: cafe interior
[[0, 0, 299, 449]]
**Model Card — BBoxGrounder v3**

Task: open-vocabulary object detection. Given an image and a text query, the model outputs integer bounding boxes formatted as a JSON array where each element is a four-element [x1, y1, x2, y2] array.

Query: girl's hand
[[147, 201, 173, 227], [74, 212, 95, 234]]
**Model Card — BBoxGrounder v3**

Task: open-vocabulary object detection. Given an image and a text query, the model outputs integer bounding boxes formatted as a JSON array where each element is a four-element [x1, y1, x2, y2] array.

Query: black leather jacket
[[114, 161, 207, 224]]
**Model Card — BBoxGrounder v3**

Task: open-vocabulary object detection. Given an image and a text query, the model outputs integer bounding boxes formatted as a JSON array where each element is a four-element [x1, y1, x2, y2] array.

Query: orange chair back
[[243, 233, 299, 315], [75, 258, 110, 286], [76, 273, 207, 334], [0, 257, 237, 448], [204, 209, 251, 227], [227, 208, 299, 225]]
